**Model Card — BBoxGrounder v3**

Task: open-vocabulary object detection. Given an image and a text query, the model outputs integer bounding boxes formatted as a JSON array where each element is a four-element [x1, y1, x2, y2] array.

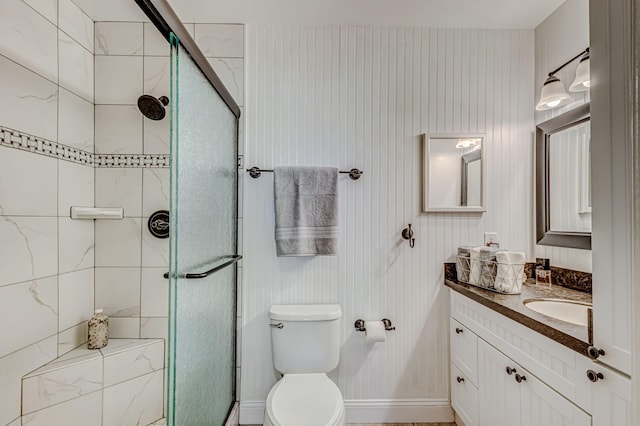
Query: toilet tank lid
[[270, 304, 342, 321]]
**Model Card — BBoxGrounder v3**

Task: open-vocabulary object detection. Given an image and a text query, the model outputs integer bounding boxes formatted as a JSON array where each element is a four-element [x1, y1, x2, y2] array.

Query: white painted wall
[[241, 25, 534, 423], [534, 0, 592, 272]]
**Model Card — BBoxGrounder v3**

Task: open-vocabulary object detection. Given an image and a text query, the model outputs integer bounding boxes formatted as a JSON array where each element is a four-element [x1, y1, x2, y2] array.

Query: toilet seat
[[264, 373, 346, 426]]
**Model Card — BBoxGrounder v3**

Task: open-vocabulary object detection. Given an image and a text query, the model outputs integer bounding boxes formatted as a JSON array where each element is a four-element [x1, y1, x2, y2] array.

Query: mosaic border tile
[[94, 154, 170, 168], [1, 126, 94, 166], [1, 126, 169, 168]]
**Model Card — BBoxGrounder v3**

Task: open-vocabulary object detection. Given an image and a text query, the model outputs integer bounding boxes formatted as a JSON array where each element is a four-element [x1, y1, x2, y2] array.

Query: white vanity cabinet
[[449, 291, 631, 426], [477, 340, 590, 426]]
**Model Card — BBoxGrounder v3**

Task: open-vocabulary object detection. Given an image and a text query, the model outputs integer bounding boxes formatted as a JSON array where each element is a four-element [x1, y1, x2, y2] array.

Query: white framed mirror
[[422, 134, 485, 213]]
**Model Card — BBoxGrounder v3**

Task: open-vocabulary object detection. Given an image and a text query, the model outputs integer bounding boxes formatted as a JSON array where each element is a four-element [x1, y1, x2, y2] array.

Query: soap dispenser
[[88, 309, 109, 349]]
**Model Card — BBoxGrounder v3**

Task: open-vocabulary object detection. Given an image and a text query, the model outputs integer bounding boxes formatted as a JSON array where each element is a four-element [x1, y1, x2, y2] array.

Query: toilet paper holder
[[354, 319, 395, 332]]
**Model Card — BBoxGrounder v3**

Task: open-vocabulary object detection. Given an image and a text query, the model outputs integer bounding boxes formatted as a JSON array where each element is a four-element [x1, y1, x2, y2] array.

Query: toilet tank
[[269, 304, 342, 374]]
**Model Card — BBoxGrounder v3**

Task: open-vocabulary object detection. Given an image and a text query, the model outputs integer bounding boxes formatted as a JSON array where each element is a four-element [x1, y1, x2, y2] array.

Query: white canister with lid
[[88, 308, 109, 349]]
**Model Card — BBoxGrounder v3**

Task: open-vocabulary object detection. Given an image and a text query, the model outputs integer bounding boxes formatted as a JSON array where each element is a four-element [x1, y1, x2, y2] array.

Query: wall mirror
[[536, 103, 591, 249], [422, 134, 485, 213]]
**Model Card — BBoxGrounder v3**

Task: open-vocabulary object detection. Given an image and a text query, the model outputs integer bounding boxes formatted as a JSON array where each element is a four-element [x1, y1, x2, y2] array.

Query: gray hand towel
[[274, 166, 338, 256]]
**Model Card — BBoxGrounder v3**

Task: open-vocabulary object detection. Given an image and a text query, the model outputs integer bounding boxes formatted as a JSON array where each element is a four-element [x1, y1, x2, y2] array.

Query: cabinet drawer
[[451, 363, 478, 426], [450, 318, 478, 385]]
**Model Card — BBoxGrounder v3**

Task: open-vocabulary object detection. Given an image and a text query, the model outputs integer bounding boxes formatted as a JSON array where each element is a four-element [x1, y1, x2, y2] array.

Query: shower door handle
[[163, 255, 242, 279]]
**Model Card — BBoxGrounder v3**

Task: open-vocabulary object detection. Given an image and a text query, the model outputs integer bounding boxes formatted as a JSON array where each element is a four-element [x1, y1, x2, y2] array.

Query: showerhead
[[137, 95, 169, 120]]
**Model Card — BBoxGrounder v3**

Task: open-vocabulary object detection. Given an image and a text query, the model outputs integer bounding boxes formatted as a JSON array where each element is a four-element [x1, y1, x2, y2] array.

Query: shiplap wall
[[534, 0, 592, 272], [241, 25, 534, 422]]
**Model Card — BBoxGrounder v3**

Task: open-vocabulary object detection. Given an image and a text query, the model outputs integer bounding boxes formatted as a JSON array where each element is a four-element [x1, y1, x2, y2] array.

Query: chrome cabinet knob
[[506, 366, 517, 375], [586, 370, 604, 382], [456, 376, 465, 383], [515, 373, 527, 383]]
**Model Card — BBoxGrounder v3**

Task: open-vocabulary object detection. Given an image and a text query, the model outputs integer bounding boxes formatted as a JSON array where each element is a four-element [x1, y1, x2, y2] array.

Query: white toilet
[[264, 304, 346, 426]]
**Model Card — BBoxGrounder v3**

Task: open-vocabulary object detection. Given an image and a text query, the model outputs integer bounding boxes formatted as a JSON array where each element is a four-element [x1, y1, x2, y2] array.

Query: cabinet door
[[520, 371, 591, 426], [590, 363, 632, 425], [450, 318, 478, 385], [478, 340, 520, 426]]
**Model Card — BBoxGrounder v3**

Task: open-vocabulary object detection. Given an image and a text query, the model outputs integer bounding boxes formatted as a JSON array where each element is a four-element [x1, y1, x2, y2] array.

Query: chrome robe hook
[[402, 224, 415, 248]]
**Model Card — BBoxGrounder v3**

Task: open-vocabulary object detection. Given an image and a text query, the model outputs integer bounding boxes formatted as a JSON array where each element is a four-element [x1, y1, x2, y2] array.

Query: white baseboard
[[239, 399, 453, 424], [239, 401, 265, 425]]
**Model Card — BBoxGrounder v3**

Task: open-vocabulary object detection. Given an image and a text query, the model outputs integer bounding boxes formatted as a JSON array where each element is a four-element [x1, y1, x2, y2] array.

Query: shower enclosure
[[136, 1, 241, 424]]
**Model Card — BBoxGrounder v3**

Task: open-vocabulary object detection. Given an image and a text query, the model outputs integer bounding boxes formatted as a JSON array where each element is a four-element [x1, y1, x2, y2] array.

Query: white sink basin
[[523, 298, 592, 326]]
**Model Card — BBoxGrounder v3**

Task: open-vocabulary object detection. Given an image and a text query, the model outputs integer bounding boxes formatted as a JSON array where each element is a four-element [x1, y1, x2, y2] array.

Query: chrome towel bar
[[247, 166, 363, 180], [163, 255, 242, 279]]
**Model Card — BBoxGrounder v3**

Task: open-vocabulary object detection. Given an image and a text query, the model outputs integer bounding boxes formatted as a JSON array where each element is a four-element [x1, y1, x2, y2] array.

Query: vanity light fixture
[[536, 47, 590, 111], [456, 138, 480, 149], [569, 50, 590, 92]]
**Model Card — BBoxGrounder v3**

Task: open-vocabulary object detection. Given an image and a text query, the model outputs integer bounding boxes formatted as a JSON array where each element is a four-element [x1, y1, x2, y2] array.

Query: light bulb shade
[[569, 54, 590, 92], [536, 76, 572, 111], [456, 138, 480, 149]]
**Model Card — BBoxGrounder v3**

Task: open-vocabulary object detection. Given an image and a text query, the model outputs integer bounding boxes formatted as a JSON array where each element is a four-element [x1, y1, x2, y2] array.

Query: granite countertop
[[445, 275, 592, 356]]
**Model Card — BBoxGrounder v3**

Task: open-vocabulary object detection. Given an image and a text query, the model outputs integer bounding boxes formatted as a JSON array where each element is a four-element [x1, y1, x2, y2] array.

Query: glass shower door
[[167, 34, 239, 426]]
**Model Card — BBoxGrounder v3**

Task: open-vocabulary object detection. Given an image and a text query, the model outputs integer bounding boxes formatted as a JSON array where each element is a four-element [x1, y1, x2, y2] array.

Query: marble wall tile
[[107, 317, 140, 339], [142, 168, 169, 217], [95, 168, 143, 216], [59, 31, 94, 103], [144, 114, 170, 154], [0, 276, 57, 358], [0, 56, 58, 142], [140, 318, 169, 366], [141, 268, 168, 317], [21, 390, 102, 426], [58, 160, 94, 217], [140, 317, 168, 340], [95, 22, 143, 56], [144, 56, 170, 96], [58, 269, 94, 331], [57, 321, 88, 357], [144, 22, 169, 57], [195, 24, 244, 58], [59, 218, 94, 273], [207, 57, 244, 106], [94, 267, 141, 317], [22, 356, 103, 414], [58, 88, 95, 152], [58, 0, 94, 52], [23, 0, 58, 25], [0, 336, 57, 426], [95, 56, 143, 105], [142, 225, 169, 267], [0, 147, 57, 216], [0, 216, 57, 287], [95, 104, 143, 154], [103, 370, 163, 426], [0, 0, 58, 82], [102, 340, 164, 387], [95, 218, 142, 267]]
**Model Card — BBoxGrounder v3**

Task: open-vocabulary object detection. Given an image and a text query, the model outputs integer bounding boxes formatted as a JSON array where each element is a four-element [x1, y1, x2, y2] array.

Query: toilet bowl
[[264, 374, 345, 426], [264, 304, 345, 426]]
